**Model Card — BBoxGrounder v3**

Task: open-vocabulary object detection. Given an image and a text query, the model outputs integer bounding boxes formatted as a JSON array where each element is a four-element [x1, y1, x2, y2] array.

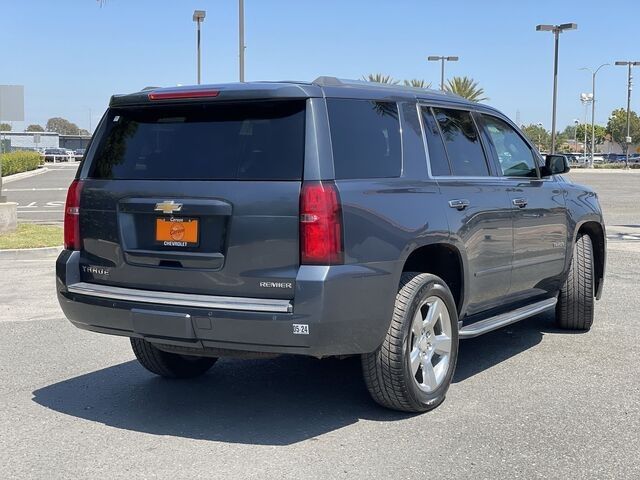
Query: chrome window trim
[[67, 282, 293, 313]]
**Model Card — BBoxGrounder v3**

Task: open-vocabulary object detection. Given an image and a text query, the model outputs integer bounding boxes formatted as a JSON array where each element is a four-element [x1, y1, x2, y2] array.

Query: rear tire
[[362, 272, 459, 413], [556, 233, 594, 330], [131, 338, 217, 378]]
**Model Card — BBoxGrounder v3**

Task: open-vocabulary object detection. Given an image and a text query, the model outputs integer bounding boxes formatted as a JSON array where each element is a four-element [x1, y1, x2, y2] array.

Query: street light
[[580, 93, 593, 160], [580, 64, 610, 167], [239, 0, 245, 81], [192, 10, 206, 85], [536, 22, 578, 154], [536, 122, 544, 151], [614, 60, 640, 167], [427, 55, 459, 91]]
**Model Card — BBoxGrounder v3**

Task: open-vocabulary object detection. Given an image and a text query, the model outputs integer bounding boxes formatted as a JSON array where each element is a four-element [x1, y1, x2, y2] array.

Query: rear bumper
[[57, 250, 397, 357]]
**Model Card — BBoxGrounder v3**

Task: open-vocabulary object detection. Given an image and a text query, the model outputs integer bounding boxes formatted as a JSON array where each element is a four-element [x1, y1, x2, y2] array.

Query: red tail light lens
[[300, 181, 344, 265], [64, 179, 83, 250]]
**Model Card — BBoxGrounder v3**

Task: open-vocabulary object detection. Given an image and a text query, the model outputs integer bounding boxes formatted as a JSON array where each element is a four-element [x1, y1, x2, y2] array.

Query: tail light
[[148, 88, 220, 100], [300, 181, 344, 265], [64, 179, 83, 250]]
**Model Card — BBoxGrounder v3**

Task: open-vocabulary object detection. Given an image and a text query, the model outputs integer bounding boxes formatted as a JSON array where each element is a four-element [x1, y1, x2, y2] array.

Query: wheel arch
[[401, 242, 465, 313], [575, 220, 606, 300]]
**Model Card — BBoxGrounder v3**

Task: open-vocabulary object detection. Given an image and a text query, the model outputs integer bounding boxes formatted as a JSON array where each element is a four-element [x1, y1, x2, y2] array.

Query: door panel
[[476, 113, 568, 300], [439, 179, 513, 315], [506, 180, 568, 298], [421, 106, 514, 316]]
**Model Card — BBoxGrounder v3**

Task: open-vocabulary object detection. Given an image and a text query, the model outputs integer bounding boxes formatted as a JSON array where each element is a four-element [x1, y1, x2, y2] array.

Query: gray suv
[[57, 78, 606, 412]]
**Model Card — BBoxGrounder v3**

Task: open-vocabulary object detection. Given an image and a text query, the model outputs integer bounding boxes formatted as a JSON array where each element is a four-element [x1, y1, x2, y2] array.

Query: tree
[[46, 117, 81, 135], [362, 73, 399, 85], [444, 76, 488, 102], [575, 124, 607, 153], [521, 124, 550, 151], [404, 79, 431, 89], [78, 129, 90, 136], [606, 108, 640, 155], [0, 123, 11, 131], [25, 124, 44, 132]]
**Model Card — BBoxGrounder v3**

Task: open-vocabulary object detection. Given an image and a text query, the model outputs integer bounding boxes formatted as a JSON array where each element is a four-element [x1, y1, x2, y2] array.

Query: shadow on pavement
[[33, 311, 569, 445], [32, 355, 408, 446]]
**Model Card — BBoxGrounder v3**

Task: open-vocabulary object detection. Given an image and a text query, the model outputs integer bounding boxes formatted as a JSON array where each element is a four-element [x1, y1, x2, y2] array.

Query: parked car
[[73, 149, 86, 160], [43, 148, 69, 162], [56, 79, 606, 413]]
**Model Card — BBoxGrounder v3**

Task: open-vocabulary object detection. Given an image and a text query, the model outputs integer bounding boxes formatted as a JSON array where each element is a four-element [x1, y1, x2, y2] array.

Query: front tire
[[131, 338, 217, 378], [556, 233, 595, 330], [362, 273, 459, 413]]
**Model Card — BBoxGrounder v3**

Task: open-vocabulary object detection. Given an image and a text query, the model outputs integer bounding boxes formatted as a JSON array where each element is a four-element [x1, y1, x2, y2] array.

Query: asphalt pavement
[[3, 163, 79, 224], [1, 170, 639, 479]]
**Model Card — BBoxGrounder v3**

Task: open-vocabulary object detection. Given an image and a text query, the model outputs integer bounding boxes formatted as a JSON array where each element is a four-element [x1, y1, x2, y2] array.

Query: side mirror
[[541, 154, 570, 176]]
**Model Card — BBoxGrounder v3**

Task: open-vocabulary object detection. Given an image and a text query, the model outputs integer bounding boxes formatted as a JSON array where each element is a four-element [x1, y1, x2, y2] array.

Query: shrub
[[0, 151, 42, 176], [593, 162, 640, 169]]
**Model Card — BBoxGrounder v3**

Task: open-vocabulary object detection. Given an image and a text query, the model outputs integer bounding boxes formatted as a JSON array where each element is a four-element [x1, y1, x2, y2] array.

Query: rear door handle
[[512, 198, 528, 208], [448, 199, 470, 211]]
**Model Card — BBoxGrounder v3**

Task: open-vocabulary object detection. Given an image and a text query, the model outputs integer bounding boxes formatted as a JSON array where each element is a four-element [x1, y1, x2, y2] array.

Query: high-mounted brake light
[[300, 181, 344, 265], [64, 179, 83, 250], [147, 89, 220, 100]]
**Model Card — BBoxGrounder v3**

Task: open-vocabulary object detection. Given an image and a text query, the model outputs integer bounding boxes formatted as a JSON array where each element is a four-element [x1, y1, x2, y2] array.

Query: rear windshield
[[88, 101, 305, 180]]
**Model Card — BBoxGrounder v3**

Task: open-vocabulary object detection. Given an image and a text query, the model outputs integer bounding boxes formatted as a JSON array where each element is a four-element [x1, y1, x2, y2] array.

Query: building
[[0, 131, 59, 150], [0, 131, 91, 151]]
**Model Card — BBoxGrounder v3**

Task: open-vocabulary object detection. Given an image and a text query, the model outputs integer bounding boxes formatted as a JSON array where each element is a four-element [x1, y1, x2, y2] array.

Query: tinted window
[[433, 108, 489, 176], [481, 115, 537, 177], [327, 99, 401, 179], [88, 101, 305, 180], [421, 107, 451, 176]]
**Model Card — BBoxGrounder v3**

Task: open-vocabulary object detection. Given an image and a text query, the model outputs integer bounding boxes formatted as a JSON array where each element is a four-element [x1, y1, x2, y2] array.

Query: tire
[[131, 338, 217, 379], [556, 233, 595, 330], [362, 272, 459, 413]]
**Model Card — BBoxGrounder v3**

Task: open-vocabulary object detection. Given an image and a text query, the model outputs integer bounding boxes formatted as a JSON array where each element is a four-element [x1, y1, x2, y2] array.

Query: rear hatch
[[77, 98, 306, 300]]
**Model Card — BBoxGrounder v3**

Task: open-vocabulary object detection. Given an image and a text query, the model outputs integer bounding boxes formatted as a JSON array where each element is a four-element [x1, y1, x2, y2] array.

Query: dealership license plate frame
[[155, 217, 200, 247]]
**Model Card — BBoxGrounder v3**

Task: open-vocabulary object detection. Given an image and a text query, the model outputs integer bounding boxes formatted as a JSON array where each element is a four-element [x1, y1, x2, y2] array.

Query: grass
[[0, 223, 63, 249]]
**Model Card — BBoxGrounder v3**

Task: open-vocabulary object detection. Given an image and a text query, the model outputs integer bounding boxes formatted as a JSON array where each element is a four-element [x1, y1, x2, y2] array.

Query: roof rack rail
[[312, 76, 343, 87]]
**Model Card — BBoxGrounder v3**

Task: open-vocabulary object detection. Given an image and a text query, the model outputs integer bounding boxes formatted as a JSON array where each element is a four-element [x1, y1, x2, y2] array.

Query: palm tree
[[444, 76, 488, 102], [362, 74, 399, 85], [403, 79, 432, 89]]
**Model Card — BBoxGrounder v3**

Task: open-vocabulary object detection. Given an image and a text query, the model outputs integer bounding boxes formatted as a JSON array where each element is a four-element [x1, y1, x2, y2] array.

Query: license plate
[[156, 217, 199, 247]]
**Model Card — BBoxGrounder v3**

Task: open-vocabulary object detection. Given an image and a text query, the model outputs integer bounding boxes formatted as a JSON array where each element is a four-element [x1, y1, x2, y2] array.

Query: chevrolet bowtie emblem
[[154, 200, 183, 215]]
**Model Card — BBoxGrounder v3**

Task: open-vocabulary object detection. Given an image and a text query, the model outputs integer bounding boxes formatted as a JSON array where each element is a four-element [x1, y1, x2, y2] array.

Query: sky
[[1, 0, 639, 134]]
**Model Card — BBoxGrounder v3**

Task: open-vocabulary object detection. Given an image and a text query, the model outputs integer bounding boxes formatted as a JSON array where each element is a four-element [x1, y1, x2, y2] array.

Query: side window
[[327, 99, 401, 179], [432, 108, 490, 176], [421, 107, 451, 176], [481, 115, 538, 178]]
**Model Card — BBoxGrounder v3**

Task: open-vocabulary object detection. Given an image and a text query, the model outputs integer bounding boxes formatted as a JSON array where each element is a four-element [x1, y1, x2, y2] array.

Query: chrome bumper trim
[[67, 282, 293, 313]]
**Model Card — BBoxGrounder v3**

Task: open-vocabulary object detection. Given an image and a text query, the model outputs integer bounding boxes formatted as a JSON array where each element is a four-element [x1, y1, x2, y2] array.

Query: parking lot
[[3, 163, 79, 224], [1, 170, 639, 479]]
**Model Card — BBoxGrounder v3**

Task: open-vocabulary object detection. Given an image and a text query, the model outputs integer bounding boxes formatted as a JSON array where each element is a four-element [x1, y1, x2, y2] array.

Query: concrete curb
[[3, 167, 49, 184], [0, 245, 63, 259]]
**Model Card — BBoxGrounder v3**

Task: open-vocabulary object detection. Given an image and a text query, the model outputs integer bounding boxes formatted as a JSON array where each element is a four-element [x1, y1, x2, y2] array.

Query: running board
[[459, 297, 557, 339]]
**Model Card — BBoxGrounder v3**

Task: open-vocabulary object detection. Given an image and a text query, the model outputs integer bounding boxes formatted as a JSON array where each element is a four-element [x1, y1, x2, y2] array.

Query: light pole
[[580, 93, 593, 160], [239, 0, 245, 81], [580, 64, 610, 166], [427, 55, 459, 91], [536, 122, 544, 151], [193, 10, 206, 85], [536, 23, 578, 154], [615, 61, 640, 167]]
